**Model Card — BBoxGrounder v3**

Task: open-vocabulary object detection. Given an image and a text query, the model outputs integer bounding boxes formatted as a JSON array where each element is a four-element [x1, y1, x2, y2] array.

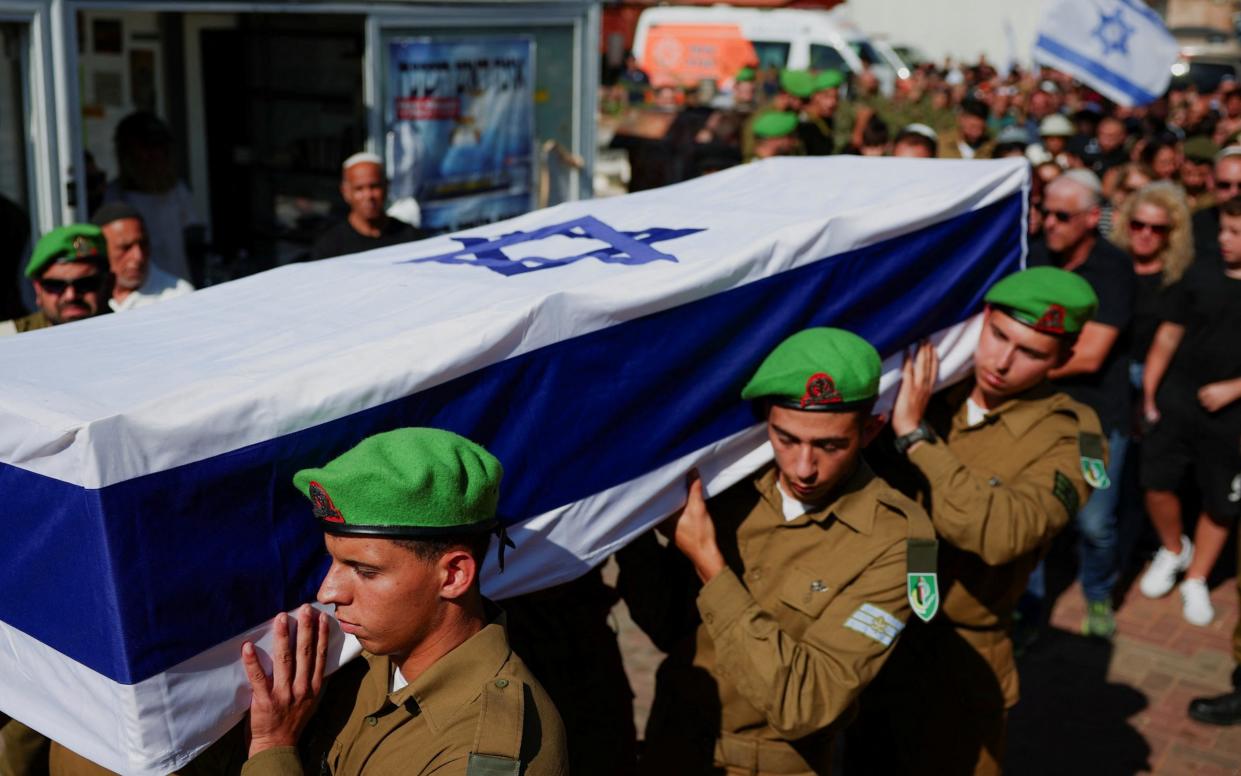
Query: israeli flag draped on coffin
[[0, 157, 1027, 773], [1033, 0, 1179, 108]]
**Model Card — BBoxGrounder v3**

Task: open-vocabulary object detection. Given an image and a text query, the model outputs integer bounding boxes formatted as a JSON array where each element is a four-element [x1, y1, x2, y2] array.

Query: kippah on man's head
[[984, 266, 1098, 336], [293, 427, 503, 538], [742, 328, 882, 411], [342, 151, 384, 172], [91, 202, 144, 228], [25, 224, 108, 279]]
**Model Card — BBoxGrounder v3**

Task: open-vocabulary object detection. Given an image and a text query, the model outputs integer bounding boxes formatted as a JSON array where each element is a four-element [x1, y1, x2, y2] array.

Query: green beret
[[741, 328, 882, 411], [753, 111, 799, 139], [984, 267, 1099, 335], [736, 66, 756, 83], [293, 428, 503, 538], [779, 69, 815, 99], [1183, 135, 1219, 163], [814, 69, 845, 91], [25, 224, 107, 278]]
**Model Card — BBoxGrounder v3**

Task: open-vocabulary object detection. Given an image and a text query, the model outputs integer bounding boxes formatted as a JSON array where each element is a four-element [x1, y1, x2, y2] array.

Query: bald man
[[310, 153, 425, 261]]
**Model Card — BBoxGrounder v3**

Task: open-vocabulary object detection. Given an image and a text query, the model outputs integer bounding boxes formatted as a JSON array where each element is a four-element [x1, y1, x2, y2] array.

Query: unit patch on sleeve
[[1053, 470, 1080, 517], [844, 603, 905, 646]]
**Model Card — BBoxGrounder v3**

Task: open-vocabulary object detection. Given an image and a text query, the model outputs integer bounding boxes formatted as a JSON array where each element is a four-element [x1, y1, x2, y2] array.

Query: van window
[[809, 44, 847, 72], [1181, 61, 1237, 93], [848, 41, 882, 66], [750, 40, 790, 69]]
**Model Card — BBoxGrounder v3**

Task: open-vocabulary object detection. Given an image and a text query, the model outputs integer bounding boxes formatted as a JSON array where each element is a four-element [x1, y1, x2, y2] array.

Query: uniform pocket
[[777, 565, 842, 619]]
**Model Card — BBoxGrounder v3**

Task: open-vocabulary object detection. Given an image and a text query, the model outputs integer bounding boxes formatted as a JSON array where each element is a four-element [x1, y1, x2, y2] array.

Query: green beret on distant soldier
[[984, 266, 1099, 336], [779, 69, 816, 99], [814, 69, 845, 92], [25, 224, 107, 278]]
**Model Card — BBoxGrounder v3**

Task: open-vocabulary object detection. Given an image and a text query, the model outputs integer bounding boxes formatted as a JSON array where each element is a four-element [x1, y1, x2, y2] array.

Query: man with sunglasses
[[1025, 168, 1135, 640], [0, 224, 112, 336], [1191, 146, 1241, 269]]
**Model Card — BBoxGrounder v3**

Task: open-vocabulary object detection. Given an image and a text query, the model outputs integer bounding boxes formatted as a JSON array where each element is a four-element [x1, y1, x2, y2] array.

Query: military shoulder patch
[[1078, 432, 1110, 490], [844, 603, 904, 646], [1053, 470, 1080, 517], [906, 538, 939, 623]]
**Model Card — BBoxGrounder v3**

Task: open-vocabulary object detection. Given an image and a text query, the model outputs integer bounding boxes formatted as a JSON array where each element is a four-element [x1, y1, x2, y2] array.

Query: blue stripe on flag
[[1034, 34, 1158, 105], [0, 193, 1023, 685], [1116, 0, 1166, 28]]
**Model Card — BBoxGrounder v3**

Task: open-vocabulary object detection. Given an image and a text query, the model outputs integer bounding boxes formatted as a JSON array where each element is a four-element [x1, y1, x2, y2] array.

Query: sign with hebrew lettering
[[386, 37, 535, 231]]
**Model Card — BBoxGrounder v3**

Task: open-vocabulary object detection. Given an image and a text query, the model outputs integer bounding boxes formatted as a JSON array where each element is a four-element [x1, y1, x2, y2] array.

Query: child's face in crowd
[[1218, 214, 1241, 266]]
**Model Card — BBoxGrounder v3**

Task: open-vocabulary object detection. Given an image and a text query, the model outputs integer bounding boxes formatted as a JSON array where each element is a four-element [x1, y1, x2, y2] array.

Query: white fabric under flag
[[1033, 0, 1178, 107]]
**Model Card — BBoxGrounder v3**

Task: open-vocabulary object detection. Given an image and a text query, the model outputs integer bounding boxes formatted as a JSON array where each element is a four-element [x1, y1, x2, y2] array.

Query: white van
[[632, 6, 871, 90]]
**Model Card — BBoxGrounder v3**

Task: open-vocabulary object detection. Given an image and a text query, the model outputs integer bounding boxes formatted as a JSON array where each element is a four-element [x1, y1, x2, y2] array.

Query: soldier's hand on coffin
[[242, 604, 330, 757], [663, 470, 726, 583], [892, 340, 939, 437]]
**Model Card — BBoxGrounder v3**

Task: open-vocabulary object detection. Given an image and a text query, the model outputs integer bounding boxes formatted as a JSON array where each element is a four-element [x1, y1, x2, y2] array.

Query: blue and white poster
[[386, 37, 536, 231]]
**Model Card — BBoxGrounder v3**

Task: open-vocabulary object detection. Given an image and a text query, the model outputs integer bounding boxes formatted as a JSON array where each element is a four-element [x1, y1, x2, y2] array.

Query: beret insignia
[[309, 481, 345, 523], [72, 235, 99, 259], [801, 372, 843, 408], [1033, 303, 1066, 334]]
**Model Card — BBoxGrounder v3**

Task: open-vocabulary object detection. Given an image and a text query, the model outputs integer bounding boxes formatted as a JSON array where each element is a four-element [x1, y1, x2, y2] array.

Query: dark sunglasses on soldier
[[1129, 219, 1170, 236], [38, 275, 104, 295]]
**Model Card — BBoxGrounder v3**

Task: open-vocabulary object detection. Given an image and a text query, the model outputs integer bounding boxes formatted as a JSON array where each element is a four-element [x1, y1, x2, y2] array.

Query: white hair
[[1049, 168, 1102, 208]]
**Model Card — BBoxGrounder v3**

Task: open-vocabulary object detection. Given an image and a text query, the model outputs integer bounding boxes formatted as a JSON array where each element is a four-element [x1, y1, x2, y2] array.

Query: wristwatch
[[894, 421, 937, 456]]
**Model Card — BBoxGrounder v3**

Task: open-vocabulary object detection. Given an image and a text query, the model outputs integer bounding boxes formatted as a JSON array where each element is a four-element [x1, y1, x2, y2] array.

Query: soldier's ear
[[860, 413, 885, 447], [438, 548, 479, 601]]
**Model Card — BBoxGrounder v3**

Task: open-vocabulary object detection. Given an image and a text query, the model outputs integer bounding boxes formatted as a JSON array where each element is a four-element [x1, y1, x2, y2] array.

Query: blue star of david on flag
[[400, 215, 705, 276], [1092, 9, 1134, 56]]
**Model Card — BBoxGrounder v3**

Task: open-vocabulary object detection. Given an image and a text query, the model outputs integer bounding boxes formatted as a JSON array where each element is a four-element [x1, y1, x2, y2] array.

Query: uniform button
[[750, 568, 762, 581], [494, 679, 509, 689], [704, 613, 714, 624], [365, 716, 377, 727]]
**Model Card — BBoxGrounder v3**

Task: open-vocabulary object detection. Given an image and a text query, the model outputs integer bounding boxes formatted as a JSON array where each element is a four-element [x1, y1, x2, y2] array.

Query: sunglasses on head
[[38, 275, 103, 296], [1039, 206, 1080, 223], [1130, 218, 1170, 235]]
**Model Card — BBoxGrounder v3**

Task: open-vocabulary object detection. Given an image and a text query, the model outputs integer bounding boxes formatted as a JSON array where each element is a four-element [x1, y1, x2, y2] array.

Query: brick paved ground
[[605, 557, 1241, 775]]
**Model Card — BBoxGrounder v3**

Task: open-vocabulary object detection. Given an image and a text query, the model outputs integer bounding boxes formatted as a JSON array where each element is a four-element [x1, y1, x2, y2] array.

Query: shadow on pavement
[[1008, 628, 1151, 776]]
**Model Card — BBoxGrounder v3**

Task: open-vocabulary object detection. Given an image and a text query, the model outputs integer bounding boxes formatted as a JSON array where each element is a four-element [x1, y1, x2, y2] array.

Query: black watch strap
[[894, 421, 937, 455]]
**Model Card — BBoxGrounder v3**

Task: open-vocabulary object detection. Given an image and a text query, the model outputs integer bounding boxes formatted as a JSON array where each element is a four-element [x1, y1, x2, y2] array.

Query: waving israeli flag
[[1034, 0, 1179, 107]]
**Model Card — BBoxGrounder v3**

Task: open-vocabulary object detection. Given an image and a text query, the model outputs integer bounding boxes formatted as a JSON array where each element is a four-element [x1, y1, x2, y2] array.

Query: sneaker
[[1180, 578, 1215, 626], [1139, 536, 1193, 598], [1082, 599, 1117, 640]]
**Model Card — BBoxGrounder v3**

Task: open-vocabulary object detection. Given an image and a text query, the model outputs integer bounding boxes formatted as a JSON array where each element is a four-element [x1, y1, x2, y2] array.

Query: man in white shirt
[[92, 203, 194, 312]]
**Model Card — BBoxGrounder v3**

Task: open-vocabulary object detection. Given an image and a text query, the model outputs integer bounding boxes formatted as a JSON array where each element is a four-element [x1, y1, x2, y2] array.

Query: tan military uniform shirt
[[849, 382, 1101, 776], [243, 614, 567, 776], [0, 310, 50, 337], [623, 462, 931, 775], [908, 382, 1097, 706]]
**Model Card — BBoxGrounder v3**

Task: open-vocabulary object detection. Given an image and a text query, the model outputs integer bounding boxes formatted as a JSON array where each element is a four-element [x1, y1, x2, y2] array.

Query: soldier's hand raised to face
[[892, 340, 939, 437], [242, 604, 330, 757], [663, 470, 726, 583]]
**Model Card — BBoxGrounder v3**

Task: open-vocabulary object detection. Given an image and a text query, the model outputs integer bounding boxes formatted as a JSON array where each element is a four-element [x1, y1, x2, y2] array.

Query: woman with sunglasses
[[1110, 183, 1198, 617], [1111, 182, 1194, 380]]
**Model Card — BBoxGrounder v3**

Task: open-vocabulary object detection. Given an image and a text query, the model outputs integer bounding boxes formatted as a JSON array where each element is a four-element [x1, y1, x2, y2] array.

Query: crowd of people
[[4, 52, 1241, 776]]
